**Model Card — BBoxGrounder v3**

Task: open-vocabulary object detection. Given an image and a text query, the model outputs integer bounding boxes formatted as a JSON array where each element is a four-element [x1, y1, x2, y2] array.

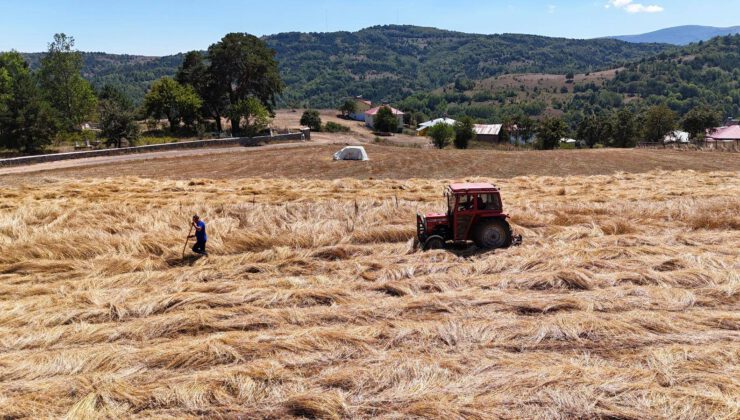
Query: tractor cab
[[417, 183, 513, 250]]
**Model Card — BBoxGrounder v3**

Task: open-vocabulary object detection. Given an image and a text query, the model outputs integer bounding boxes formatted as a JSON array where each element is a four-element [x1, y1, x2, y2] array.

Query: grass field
[[1, 169, 738, 418]]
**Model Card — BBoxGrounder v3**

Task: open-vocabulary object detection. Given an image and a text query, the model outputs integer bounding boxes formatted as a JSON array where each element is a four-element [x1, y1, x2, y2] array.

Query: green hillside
[[21, 25, 671, 107], [267, 25, 671, 108], [22, 52, 185, 106], [397, 34, 740, 124]]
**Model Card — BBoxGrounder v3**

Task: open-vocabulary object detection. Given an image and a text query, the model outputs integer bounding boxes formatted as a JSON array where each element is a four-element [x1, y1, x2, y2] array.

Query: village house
[[347, 96, 372, 121]]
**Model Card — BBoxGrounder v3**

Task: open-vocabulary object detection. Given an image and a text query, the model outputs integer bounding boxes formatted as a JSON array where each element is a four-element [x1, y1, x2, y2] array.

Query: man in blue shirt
[[189, 215, 208, 255]]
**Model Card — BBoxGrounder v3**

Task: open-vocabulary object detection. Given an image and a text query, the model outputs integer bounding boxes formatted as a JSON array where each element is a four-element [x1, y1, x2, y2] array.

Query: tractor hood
[[424, 212, 447, 221]]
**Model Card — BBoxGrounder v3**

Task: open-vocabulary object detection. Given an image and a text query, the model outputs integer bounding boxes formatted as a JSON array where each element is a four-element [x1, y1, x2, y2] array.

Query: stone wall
[[0, 129, 310, 168]]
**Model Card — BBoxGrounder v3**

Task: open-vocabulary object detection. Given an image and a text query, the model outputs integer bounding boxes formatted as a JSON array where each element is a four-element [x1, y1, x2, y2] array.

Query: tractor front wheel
[[473, 219, 512, 249], [423, 235, 446, 251]]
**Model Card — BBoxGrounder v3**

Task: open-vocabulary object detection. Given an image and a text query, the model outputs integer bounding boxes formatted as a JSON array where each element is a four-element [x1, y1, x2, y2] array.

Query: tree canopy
[[208, 33, 282, 135], [38, 33, 97, 131], [143, 77, 202, 132], [300, 110, 322, 132], [0, 52, 57, 152], [537, 117, 567, 150], [373, 106, 399, 133], [453, 117, 475, 149], [428, 123, 454, 149]]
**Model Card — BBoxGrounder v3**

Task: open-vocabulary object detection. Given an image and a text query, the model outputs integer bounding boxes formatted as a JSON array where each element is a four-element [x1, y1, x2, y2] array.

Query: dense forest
[[267, 25, 670, 107], [21, 25, 670, 107]]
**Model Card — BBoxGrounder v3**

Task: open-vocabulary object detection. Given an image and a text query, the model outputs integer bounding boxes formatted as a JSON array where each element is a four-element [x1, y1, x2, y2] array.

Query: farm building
[[707, 125, 740, 144], [474, 124, 503, 142], [347, 97, 372, 121], [664, 130, 690, 143], [365, 106, 404, 131], [416, 118, 457, 136]]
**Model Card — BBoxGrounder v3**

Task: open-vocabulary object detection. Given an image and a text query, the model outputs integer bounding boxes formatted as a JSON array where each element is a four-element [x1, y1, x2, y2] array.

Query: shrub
[[324, 122, 350, 133], [427, 123, 454, 149], [300, 110, 322, 131]]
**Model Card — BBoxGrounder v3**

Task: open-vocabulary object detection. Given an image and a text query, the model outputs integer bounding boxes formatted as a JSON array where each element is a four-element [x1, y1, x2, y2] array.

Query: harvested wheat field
[[0, 170, 738, 418]]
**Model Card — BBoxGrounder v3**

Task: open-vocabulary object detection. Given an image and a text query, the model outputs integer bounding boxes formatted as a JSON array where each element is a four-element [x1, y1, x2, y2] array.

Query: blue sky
[[1, 0, 738, 55]]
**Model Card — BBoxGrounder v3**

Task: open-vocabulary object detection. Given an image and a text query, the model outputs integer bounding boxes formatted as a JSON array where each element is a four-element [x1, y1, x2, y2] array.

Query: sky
[[0, 0, 738, 55]]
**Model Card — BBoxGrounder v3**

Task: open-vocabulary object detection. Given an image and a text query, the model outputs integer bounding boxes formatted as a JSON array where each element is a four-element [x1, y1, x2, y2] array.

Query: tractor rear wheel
[[473, 219, 512, 249], [423, 235, 446, 251]]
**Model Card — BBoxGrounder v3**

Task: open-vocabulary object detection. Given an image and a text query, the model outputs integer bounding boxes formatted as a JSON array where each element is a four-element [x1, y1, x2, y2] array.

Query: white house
[[365, 106, 404, 131]]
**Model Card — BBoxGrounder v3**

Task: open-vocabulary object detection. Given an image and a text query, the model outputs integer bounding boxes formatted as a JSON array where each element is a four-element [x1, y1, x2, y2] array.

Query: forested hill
[[21, 25, 671, 107], [266, 25, 670, 107], [22, 52, 185, 106], [599, 34, 740, 117]]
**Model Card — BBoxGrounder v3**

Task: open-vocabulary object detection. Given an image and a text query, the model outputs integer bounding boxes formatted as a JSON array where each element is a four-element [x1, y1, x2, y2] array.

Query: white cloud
[[606, 0, 664, 13], [547, 4, 556, 14]]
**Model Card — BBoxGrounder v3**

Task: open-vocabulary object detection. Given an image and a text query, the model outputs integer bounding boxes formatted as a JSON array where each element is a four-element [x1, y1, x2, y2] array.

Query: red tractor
[[416, 183, 518, 251]]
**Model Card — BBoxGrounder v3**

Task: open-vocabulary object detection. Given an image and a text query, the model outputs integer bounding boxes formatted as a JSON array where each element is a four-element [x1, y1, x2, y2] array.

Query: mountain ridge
[[611, 25, 740, 45], [17, 25, 672, 107]]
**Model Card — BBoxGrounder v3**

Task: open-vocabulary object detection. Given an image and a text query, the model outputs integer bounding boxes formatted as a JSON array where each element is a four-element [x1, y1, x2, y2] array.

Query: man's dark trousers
[[192, 240, 207, 255]]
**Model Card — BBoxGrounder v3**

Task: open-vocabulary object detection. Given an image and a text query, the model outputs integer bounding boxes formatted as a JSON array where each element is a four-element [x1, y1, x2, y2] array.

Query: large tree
[[643, 104, 677, 143], [373, 106, 399, 133], [143, 77, 202, 132], [99, 85, 139, 148], [577, 114, 613, 148], [611, 109, 638, 148], [177, 51, 228, 132], [682, 106, 720, 140], [536, 116, 567, 150], [38, 34, 96, 131], [207, 33, 282, 135], [453, 116, 475, 149], [0, 52, 57, 152]]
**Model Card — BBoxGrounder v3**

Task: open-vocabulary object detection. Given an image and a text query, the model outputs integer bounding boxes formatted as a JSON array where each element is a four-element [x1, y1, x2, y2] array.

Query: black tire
[[423, 235, 446, 251], [473, 219, 512, 249]]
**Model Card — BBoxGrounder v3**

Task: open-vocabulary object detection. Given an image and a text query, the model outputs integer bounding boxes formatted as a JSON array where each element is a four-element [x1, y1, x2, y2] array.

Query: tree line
[[0, 32, 282, 153], [0, 34, 99, 152], [423, 103, 720, 151]]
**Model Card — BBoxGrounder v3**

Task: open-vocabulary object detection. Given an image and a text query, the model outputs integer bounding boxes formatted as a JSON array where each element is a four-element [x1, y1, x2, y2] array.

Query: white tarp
[[333, 146, 369, 161], [664, 130, 690, 143]]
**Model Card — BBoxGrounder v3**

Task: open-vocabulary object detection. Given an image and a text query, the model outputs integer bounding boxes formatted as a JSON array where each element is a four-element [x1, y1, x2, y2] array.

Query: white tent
[[333, 146, 369, 161]]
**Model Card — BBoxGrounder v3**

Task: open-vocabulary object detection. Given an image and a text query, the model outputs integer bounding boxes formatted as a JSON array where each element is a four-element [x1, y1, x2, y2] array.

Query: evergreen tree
[[0, 52, 58, 152], [453, 116, 475, 149], [38, 34, 97, 131]]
